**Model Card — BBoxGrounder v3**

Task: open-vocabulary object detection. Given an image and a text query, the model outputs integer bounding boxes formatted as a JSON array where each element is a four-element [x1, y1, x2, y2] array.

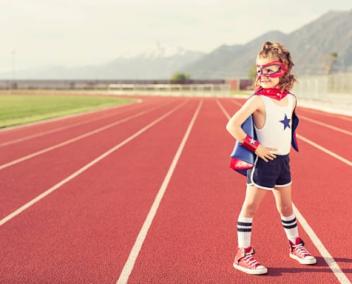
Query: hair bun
[[263, 41, 273, 50]]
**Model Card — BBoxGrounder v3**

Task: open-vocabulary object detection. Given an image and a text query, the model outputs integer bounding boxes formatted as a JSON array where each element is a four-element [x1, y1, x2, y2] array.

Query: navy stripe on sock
[[281, 217, 296, 224], [237, 221, 252, 227], [237, 228, 252, 232], [283, 223, 297, 229]]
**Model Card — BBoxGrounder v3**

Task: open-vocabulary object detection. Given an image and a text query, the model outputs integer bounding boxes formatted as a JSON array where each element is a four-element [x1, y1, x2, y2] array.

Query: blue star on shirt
[[280, 114, 291, 130]]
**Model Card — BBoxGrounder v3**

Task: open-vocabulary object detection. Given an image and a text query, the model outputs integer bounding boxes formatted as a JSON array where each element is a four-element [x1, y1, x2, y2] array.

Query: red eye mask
[[256, 60, 288, 78]]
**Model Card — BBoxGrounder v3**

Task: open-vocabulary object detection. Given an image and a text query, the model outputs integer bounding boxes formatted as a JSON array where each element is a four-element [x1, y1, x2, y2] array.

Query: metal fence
[[293, 72, 352, 100]]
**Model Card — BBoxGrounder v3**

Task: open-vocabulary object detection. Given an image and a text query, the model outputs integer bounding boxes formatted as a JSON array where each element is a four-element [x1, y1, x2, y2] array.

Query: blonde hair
[[255, 41, 296, 91]]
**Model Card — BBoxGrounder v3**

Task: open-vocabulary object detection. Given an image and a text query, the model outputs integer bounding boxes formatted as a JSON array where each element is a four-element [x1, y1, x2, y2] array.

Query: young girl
[[226, 41, 317, 275]]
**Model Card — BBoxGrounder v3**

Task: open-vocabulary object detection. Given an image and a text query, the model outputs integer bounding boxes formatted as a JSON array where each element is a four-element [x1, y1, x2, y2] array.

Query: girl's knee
[[277, 204, 293, 216], [241, 202, 260, 217]]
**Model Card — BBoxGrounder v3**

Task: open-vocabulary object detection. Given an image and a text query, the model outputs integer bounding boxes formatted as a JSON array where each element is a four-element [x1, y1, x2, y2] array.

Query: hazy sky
[[2, 0, 351, 72]]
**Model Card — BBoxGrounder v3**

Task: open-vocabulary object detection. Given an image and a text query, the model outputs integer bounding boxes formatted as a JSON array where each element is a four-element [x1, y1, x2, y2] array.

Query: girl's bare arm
[[226, 96, 261, 142], [226, 96, 277, 162]]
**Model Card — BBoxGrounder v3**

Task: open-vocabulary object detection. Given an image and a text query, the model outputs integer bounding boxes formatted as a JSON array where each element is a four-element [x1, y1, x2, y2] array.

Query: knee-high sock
[[237, 216, 253, 248], [281, 213, 299, 243]]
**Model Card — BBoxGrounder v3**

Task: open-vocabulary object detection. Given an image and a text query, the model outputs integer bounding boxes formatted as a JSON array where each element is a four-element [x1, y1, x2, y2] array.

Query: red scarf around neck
[[255, 87, 288, 101]]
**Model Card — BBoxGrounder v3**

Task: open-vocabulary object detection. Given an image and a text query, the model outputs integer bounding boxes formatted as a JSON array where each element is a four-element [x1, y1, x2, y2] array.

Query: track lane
[[296, 114, 352, 135], [117, 100, 202, 283], [293, 121, 352, 161], [297, 106, 352, 124], [0, 101, 171, 168], [0, 97, 173, 164], [290, 147, 352, 282], [0, 98, 200, 283], [125, 99, 338, 283], [0, 98, 186, 220]]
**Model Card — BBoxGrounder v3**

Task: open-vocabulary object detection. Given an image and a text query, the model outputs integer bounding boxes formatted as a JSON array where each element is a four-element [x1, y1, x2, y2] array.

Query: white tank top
[[254, 94, 295, 155]]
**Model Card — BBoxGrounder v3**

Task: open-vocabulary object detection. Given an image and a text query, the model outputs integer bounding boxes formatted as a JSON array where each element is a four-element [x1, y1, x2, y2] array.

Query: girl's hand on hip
[[255, 145, 277, 162]]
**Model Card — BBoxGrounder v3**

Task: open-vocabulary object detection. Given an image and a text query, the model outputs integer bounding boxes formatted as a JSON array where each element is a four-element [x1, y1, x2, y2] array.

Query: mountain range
[[3, 9, 352, 80], [184, 9, 352, 78]]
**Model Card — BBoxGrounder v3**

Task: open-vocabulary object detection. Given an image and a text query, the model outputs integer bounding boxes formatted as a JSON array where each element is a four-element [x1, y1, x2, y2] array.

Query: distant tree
[[324, 52, 338, 74], [248, 64, 257, 81], [170, 72, 190, 84]]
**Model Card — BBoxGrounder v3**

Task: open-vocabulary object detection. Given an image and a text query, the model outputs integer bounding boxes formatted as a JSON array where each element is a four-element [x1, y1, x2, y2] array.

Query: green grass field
[[0, 92, 133, 128]]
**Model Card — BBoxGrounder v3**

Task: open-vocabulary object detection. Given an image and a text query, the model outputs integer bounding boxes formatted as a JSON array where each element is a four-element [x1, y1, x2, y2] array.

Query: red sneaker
[[233, 247, 268, 275], [289, 237, 317, 265]]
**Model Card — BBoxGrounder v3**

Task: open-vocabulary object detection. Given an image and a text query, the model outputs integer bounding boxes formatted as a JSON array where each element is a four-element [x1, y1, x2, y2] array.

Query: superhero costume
[[229, 87, 299, 176]]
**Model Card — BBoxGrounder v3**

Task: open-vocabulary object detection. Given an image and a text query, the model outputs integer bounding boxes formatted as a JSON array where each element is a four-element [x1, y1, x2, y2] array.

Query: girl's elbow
[[226, 121, 234, 133], [226, 121, 239, 136]]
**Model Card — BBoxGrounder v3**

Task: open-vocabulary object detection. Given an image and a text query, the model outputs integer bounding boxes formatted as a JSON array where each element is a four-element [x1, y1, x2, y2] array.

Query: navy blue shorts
[[246, 154, 292, 190]]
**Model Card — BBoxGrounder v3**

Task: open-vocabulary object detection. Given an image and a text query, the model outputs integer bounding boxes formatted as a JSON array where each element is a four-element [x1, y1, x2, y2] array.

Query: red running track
[[0, 95, 351, 283]]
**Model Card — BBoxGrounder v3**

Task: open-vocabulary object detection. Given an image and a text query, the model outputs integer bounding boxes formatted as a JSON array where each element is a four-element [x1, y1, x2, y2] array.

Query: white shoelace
[[243, 254, 259, 267], [294, 244, 311, 257]]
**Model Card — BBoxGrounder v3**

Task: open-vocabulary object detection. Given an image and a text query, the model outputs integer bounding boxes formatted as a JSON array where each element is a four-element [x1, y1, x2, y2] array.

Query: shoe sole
[[289, 253, 317, 265], [233, 263, 268, 275]]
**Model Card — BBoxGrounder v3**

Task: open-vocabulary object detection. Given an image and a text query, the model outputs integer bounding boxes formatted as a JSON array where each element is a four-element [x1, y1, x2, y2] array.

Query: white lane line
[[296, 134, 351, 166], [299, 107, 352, 122], [0, 101, 173, 171], [293, 205, 351, 284], [298, 115, 352, 136], [116, 100, 203, 284], [216, 99, 233, 117], [216, 99, 351, 284], [0, 98, 143, 133], [0, 100, 188, 227], [0, 101, 147, 148]]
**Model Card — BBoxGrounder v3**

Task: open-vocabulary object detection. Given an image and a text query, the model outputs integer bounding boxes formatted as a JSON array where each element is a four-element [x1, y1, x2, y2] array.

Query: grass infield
[[0, 92, 134, 129]]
